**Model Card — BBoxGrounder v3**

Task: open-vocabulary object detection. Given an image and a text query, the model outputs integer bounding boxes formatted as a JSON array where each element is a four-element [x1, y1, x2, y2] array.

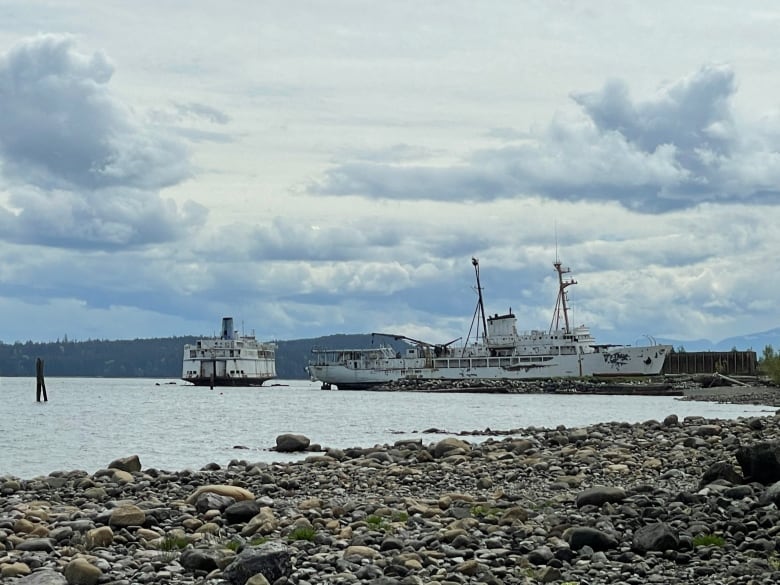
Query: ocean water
[[0, 377, 774, 480]]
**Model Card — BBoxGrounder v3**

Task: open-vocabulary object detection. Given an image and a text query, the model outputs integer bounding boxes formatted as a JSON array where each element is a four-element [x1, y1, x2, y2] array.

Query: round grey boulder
[[275, 433, 310, 452]]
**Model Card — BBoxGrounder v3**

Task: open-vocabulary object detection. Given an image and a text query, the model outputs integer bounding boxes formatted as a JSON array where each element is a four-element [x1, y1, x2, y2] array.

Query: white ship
[[182, 317, 276, 387], [308, 258, 671, 390]]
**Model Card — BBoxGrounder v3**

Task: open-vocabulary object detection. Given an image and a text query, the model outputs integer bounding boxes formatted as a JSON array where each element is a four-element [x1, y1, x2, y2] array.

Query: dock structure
[[662, 350, 757, 376]]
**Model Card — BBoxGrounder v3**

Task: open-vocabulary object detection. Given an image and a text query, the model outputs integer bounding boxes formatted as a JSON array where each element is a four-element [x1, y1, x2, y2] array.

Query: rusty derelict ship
[[308, 258, 671, 390]]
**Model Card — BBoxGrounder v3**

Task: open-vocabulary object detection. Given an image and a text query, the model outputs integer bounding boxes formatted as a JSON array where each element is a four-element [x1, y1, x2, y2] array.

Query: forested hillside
[[0, 334, 407, 379], [0, 337, 197, 378]]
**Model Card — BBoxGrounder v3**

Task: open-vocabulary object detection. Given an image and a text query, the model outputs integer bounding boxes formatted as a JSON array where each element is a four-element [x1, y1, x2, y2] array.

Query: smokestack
[[221, 317, 234, 340]]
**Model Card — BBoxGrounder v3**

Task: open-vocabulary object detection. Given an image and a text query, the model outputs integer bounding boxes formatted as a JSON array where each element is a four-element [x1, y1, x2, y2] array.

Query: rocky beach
[[681, 385, 780, 408], [2, 390, 780, 584]]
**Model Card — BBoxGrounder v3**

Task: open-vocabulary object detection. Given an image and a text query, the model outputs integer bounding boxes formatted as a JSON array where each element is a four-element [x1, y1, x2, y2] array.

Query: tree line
[[760, 345, 780, 384], [0, 333, 401, 380]]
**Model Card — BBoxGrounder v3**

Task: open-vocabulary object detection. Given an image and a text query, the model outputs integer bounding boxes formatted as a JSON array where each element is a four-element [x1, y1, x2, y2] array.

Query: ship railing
[[516, 329, 552, 337]]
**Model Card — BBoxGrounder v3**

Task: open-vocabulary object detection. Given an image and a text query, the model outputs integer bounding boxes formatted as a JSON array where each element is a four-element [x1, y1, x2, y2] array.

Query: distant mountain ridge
[[657, 327, 780, 352]]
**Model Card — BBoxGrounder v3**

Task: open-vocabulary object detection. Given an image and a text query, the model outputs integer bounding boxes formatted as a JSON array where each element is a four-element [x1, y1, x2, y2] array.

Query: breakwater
[[368, 377, 683, 395]]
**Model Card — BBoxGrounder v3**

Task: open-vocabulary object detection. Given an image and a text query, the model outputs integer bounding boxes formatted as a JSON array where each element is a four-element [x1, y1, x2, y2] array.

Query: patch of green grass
[[768, 553, 780, 570], [516, 566, 535, 578], [470, 504, 500, 518], [693, 534, 725, 547], [223, 536, 266, 552], [391, 511, 408, 523], [158, 535, 188, 551], [288, 526, 316, 542], [525, 500, 550, 511], [156, 535, 188, 563], [365, 511, 408, 533]]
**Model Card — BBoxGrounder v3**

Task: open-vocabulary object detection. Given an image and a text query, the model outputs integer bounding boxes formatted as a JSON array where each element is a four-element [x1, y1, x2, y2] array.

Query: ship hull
[[184, 375, 275, 387], [308, 345, 671, 390], [182, 356, 276, 387]]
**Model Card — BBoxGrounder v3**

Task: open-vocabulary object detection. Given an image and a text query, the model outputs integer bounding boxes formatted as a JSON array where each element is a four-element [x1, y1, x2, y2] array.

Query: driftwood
[[711, 372, 750, 387]]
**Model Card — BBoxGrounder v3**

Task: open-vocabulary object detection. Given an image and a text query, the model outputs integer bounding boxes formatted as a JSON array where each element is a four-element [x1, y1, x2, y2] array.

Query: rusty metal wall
[[661, 351, 757, 376]]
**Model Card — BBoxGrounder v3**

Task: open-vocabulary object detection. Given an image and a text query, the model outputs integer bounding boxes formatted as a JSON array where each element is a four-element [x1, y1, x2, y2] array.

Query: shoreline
[[680, 385, 780, 407], [356, 376, 780, 407], [2, 411, 780, 583]]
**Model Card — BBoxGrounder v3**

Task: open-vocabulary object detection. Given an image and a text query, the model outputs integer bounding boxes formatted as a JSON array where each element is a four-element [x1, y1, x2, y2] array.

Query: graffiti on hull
[[603, 351, 631, 369]]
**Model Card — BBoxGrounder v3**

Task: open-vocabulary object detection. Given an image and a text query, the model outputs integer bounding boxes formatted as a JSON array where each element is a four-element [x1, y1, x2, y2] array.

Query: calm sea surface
[[0, 377, 774, 479]]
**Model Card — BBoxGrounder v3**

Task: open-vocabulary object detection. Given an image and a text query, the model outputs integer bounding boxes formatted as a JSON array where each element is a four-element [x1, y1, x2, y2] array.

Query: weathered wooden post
[[36, 357, 48, 402]]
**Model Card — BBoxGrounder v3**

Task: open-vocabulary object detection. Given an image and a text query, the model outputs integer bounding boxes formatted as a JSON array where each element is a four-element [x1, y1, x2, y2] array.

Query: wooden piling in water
[[36, 357, 48, 402]]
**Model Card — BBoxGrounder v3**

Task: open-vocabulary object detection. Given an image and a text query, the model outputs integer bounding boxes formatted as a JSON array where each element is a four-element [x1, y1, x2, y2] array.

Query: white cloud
[[314, 65, 780, 213], [2, 3, 780, 349], [0, 34, 205, 249]]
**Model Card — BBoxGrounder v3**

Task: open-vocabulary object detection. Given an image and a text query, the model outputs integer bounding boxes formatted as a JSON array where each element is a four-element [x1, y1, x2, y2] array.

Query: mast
[[472, 257, 488, 338], [463, 258, 489, 354], [550, 258, 576, 334]]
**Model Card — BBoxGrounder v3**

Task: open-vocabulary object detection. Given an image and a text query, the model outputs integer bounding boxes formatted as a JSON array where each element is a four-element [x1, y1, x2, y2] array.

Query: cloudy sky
[[1, 1, 779, 348]]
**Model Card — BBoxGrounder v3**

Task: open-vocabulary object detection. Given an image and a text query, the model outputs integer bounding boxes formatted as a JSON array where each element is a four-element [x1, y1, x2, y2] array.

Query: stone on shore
[[15, 571, 66, 584], [107, 454, 141, 473], [179, 548, 226, 573], [15, 538, 55, 552], [564, 526, 618, 550], [735, 440, 780, 484], [1, 562, 31, 577], [699, 461, 743, 487], [274, 433, 310, 452], [632, 522, 679, 553], [225, 499, 262, 524], [221, 541, 292, 585], [108, 503, 145, 527], [63, 558, 102, 585], [574, 485, 626, 507], [84, 526, 113, 549], [762, 480, 780, 506], [432, 437, 471, 458]]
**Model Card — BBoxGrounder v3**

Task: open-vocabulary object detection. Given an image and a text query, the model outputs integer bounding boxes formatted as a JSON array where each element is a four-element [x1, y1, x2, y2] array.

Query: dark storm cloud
[[313, 65, 780, 213], [0, 34, 205, 248]]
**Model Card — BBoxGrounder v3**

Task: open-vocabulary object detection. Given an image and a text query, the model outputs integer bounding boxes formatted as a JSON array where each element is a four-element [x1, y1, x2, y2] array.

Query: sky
[[1, 1, 780, 347]]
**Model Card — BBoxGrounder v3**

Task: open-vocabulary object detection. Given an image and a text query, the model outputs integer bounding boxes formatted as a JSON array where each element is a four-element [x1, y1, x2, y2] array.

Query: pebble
[[2, 412, 780, 584]]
